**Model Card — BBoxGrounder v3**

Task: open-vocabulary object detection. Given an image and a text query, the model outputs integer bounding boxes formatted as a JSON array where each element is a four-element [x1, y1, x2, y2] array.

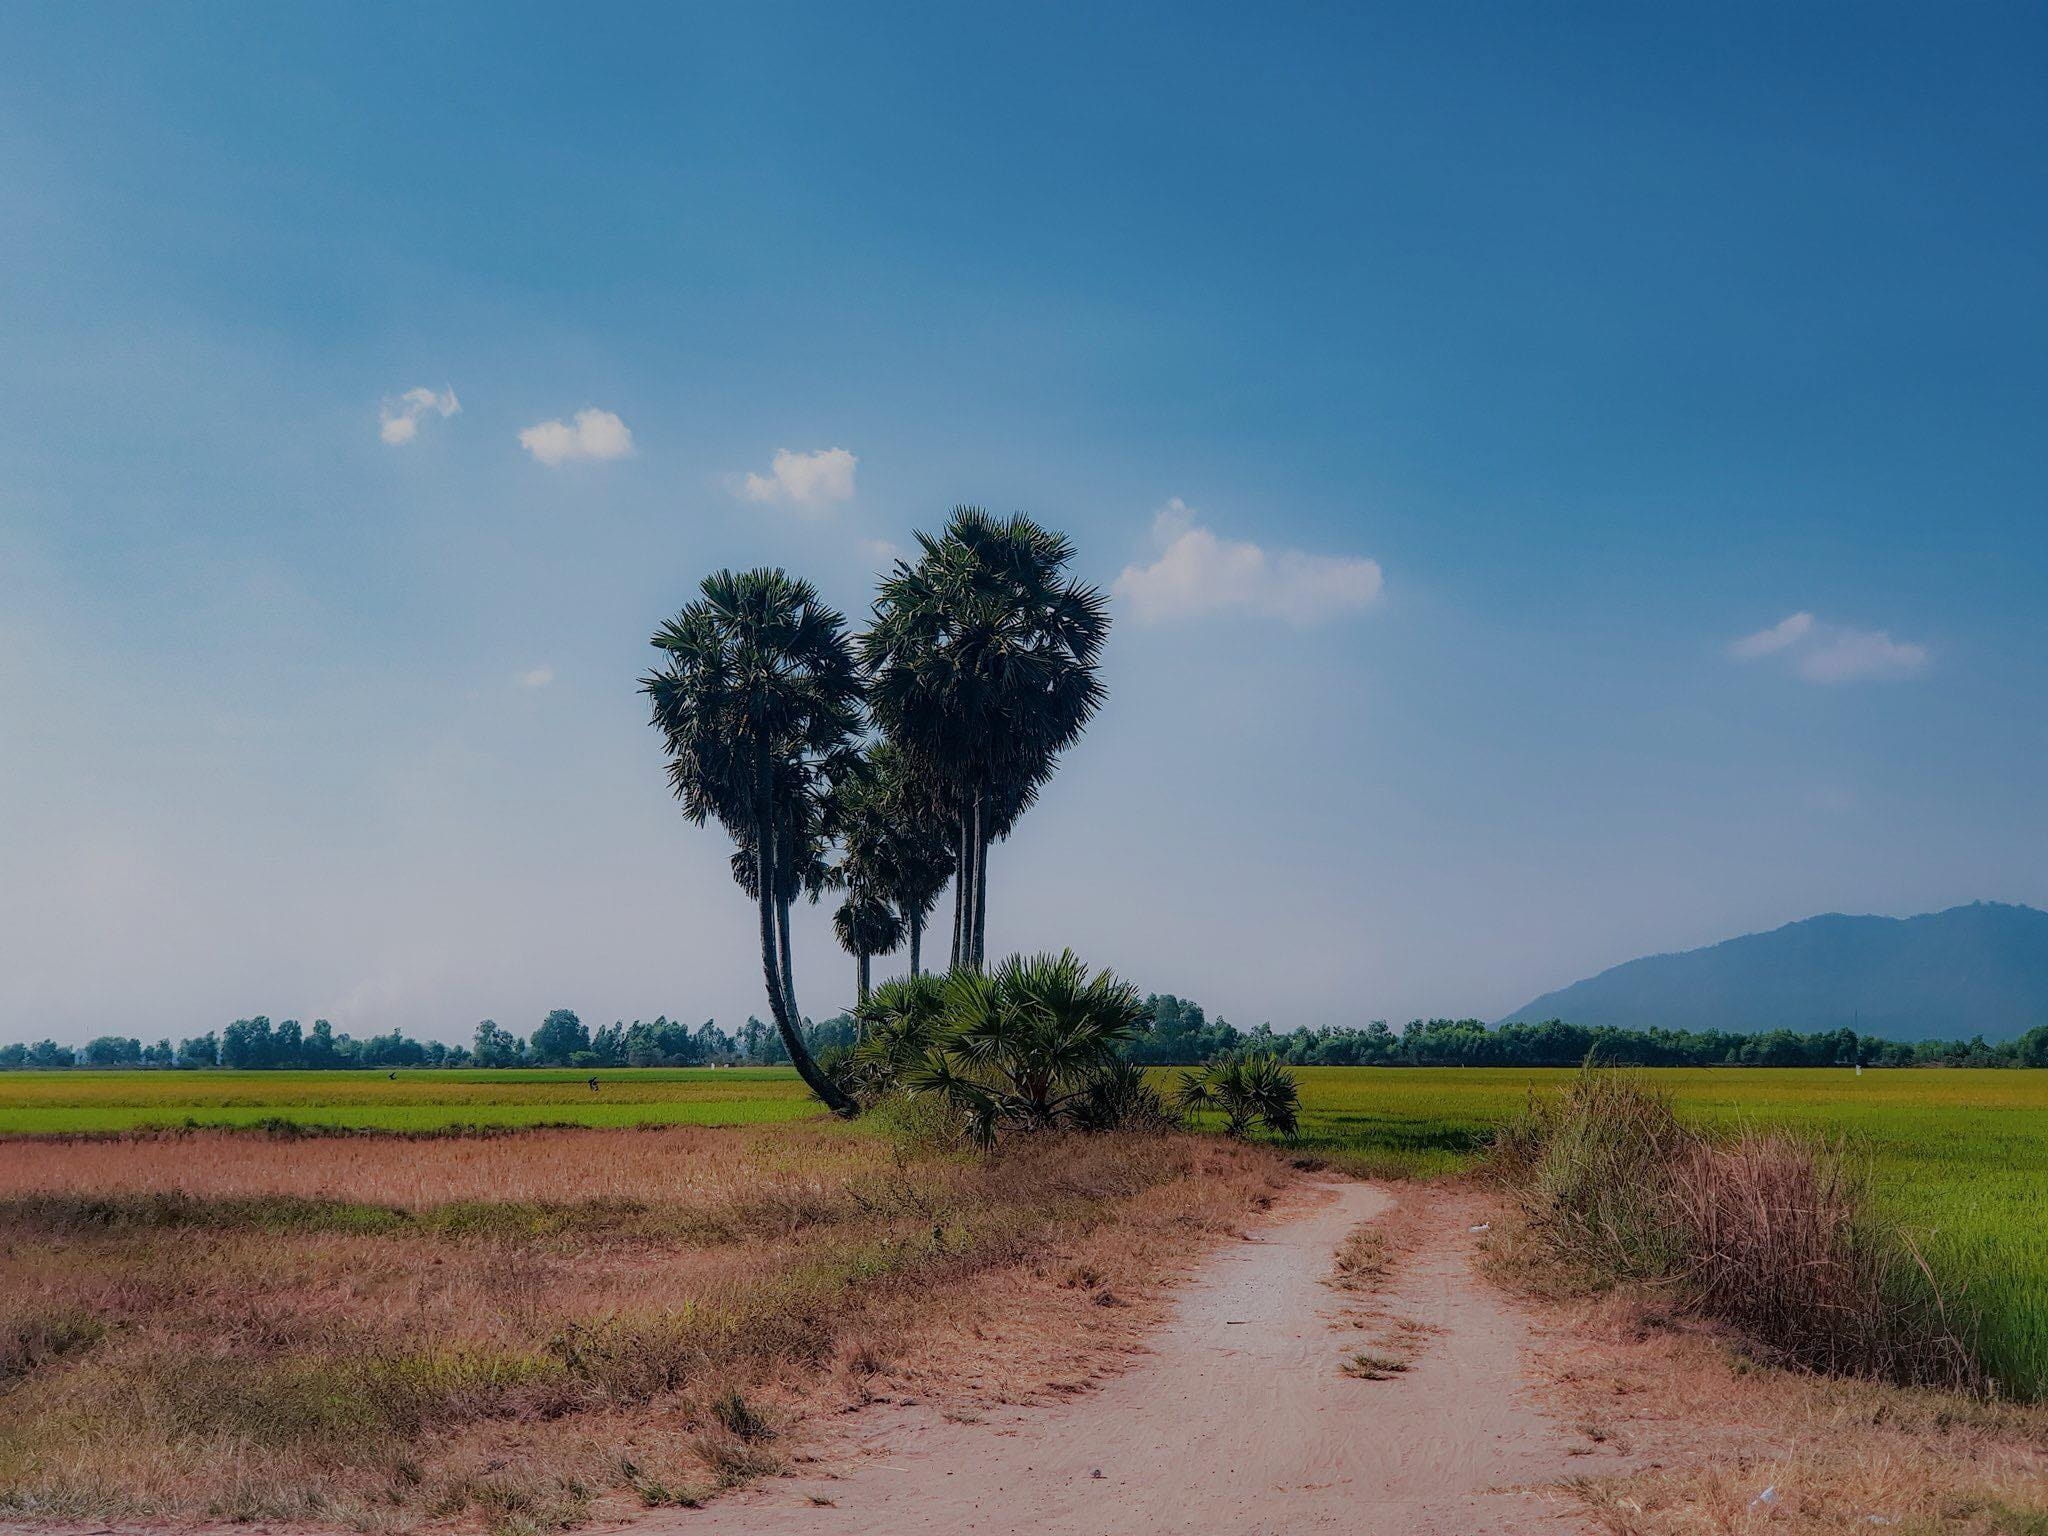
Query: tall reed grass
[[1491, 1068, 1982, 1393]]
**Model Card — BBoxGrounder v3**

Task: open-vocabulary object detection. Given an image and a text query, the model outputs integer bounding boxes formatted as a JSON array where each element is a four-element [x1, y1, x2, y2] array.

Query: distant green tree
[[220, 1017, 275, 1069], [529, 1009, 590, 1065], [472, 1019, 524, 1067], [175, 1032, 218, 1069], [82, 1036, 143, 1067]]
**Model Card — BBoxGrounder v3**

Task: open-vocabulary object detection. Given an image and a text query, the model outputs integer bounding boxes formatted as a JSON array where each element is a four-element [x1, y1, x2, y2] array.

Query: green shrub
[[853, 953, 1153, 1145], [1173, 1054, 1301, 1139]]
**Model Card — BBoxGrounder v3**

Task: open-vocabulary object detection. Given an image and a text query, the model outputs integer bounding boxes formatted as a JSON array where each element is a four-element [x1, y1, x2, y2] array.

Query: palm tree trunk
[[908, 911, 922, 978], [972, 795, 990, 967], [777, 896, 799, 1028], [755, 747, 855, 1117], [951, 814, 970, 969], [857, 950, 871, 1004]]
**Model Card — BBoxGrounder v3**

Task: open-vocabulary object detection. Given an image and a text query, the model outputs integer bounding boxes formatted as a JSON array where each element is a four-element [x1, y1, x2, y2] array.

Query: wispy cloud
[[516, 665, 554, 689], [732, 447, 857, 512], [1113, 499, 1384, 626], [1727, 610, 1814, 659], [1728, 612, 1929, 683], [379, 386, 459, 445], [519, 408, 633, 466]]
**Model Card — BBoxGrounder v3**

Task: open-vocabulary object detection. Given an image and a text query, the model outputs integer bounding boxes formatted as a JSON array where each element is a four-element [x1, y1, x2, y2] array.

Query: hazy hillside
[[1501, 902, 2048, 1042]]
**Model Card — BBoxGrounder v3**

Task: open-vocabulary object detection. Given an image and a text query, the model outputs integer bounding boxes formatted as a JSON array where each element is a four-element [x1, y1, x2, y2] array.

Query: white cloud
[[519, 408, 633, 466], [517, 666, 554, 689], [1728, 612, 1929, 683], [1113, 499, 1384, 626], [379, 386, 459, 445], [734, 447, 858, 512], [1795, 628, 1929, 684], [1727, 610, 1813, 659]]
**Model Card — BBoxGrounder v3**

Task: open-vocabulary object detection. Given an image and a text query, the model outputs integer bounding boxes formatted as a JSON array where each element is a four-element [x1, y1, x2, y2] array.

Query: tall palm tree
[[729, 750, 845, 1027], [643, 568, 861, 1116], [832, 892, 903, 1004], [863, 509, 1110, 968], [859, 742, 954, 977], [827, 750, 898, 1003]]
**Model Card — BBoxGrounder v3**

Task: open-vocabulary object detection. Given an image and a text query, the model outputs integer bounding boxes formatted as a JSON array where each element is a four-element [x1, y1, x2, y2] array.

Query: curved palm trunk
[[755, 748, 855, 1117], [777, 896, 799, 1027]]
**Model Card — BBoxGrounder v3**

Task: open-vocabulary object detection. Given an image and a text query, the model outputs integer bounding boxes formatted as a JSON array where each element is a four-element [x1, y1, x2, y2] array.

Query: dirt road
[[671, 1182, 1629, 1535]]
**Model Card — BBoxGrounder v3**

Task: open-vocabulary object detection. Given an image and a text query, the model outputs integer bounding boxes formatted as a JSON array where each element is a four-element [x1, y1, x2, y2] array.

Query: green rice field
[[1, 1063, 2042, 1397]]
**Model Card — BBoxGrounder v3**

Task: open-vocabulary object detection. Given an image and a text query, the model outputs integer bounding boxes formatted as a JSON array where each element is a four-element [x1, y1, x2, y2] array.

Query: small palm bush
[[1067, 1057, 1180, 1135], [853, 952, 1154, 1144], [848, 973, 951, 1101], [1174, 1054, 1301, 1139]]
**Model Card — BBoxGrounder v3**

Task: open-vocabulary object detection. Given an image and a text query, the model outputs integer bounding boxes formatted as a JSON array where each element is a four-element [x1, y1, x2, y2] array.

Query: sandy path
[[666, 1182, 1628, 1535]]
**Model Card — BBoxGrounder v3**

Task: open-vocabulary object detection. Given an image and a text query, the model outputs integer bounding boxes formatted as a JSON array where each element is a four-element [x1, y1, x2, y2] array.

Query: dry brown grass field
[[0, 1121, 1291, 1531], [1509, 1248, 2048, 1536]]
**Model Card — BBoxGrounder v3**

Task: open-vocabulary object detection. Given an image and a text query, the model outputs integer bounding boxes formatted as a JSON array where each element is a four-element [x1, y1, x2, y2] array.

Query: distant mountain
[[1500, 902, 2048, 1042]]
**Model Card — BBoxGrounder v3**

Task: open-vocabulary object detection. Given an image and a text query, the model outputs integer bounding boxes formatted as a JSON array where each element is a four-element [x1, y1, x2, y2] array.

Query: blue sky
[[4, 3, 2044, 1044]]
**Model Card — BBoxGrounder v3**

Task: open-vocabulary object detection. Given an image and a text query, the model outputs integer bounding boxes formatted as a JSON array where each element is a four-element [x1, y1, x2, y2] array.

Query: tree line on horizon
[[7, 998, 2046, 1071], [1125, 996, 2048, 1069], [0, 1012, 826, 1072]]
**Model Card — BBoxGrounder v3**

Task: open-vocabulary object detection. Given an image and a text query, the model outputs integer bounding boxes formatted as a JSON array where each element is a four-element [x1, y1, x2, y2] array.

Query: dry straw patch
[[0, 1123, 1290, 1531], [0, 1123, 874, 1207], [1511, 1284, 2048, 1536]]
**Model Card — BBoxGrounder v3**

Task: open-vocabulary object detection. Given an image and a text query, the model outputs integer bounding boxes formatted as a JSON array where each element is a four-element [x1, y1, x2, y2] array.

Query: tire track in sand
[[661, 1182, 1632, 1535]]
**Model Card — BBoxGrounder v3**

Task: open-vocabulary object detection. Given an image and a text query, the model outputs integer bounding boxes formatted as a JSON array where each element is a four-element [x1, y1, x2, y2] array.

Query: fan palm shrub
[[1174, 1054, 1301, 1139], [854, 952, 1150, 1143], [847, 972, 950, 1102]]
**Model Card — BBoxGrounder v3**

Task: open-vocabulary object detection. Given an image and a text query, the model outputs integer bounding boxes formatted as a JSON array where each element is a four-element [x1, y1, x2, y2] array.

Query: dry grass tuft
[[1332, 1225, 1393, 1290], [1493, 1069, 1981, 1391], [1340, 1349, 1410, 1380]]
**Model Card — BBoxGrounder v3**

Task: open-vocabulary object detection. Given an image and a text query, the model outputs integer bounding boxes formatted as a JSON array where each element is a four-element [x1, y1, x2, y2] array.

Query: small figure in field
[[387, 1071, 397, 1080], [588, 1076, 600, 1092]]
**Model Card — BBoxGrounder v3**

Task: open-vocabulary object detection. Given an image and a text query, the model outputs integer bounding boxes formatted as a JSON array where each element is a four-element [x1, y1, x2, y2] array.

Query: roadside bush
[[851, 953, 1155, 1145], [1067, 1059, 1181, 1135], [848, 974, 950, 1104], [1491, 1066, 1981, 1391], [1173, 1054, 1301, 1139]]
